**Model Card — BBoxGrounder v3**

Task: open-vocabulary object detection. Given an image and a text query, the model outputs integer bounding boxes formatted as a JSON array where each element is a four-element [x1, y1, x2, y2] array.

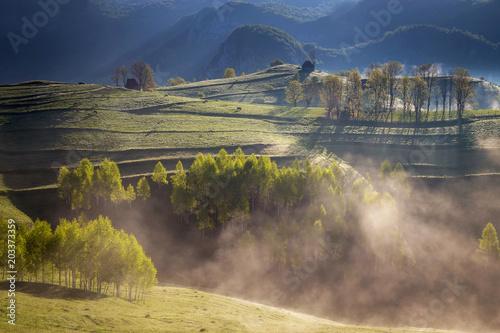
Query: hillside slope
[[0, 282, 462, 333], [201, 25, 308, 78]]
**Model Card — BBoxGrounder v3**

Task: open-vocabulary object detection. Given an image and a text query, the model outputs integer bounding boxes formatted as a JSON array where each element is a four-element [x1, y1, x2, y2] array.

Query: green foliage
[[264, 84, 275, 91], [168, 77, 187, 86], [137, 177, 151, 202], [303, 78, 319, 107], [57, 158, 130, 211], [320, 74, 343, 119], [477, 222, 500, 269], [379, 159, 392, 180], [197, 92, 205, 98], [152, 161, 168, 188], [223, 68, 236, 79], [269, 59, 285, 67], [285, 80, 303, 107], [129, 60, 157, 91], [0, 216, 158, 298]]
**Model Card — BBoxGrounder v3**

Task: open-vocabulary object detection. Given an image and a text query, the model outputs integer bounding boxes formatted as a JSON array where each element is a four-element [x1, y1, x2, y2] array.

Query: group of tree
[[284, 61, 476, 123], [0, 216, 158, 301], [170, 148, 342, 236], [110, 60, 157, 91], [168, 148, 414, 273], [57, 158, 170, 211]]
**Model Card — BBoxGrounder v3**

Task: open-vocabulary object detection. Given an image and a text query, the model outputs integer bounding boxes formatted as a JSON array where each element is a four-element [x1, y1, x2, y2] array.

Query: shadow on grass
[[268, 106, 309, 119], [0, 281, 107, 300]]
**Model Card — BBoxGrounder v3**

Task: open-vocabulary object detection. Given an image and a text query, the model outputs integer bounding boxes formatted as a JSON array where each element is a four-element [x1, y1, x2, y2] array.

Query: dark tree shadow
[[0, 281, 107, 300]]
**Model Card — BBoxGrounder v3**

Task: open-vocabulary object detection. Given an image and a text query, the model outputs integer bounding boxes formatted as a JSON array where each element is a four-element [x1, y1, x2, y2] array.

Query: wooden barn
[[125, 78, 140, 90]]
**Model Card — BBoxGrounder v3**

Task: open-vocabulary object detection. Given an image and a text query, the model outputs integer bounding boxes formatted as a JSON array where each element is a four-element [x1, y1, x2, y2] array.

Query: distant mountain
[[300, 0, 500, 48], [110, 1, 309, 84], [1, 0, 499, 84], [317, 25, 500, 79], [194, 24, 499, 83], [0, 0, 189, 84], [201, 25, 307, 78]]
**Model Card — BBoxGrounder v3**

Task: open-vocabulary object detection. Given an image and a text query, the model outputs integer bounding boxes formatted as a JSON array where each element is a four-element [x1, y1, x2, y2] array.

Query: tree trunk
[[72, 266, 76, 289], [98, 265, 102, 296]]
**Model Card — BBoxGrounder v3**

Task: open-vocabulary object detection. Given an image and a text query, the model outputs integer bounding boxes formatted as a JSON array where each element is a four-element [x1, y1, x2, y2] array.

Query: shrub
[[223, 68, 236, 79], [197, 92, 205, 98], [168, 77, 187, 86], [270, 59, 284, 67]]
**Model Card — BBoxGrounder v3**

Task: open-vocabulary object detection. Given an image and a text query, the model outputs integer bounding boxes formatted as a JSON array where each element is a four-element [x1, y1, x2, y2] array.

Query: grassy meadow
[[0, 281, 464, 333]]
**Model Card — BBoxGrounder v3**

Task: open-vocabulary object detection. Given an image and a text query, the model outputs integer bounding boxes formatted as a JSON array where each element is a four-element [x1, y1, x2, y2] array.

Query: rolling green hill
[[0, 281, 462, 333]]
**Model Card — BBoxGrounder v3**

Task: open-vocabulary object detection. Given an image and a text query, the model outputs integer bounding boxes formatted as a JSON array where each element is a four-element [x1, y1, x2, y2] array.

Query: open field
[[0, 281, 464, 333], [1, 79, 499, 190]]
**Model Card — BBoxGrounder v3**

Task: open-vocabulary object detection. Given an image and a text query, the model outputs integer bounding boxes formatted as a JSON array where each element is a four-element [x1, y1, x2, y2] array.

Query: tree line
[[55, 151, 412, 272], [0, 216, 157, 301], [57, 158, 171, 212], [52, 152, 499, 274], [285, 61, 476, 123]]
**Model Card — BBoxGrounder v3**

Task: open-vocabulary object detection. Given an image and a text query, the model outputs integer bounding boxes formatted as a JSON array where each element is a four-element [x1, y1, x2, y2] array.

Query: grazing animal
[[203, 100, 208, 103], [73, 102, 79, 107], [236, 107, 242, 111], [75, 109, 80, 113], [93, 110, 98, 114]]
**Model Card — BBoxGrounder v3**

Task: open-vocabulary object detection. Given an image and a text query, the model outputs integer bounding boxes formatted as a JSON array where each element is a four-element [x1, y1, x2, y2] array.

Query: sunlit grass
[[0, 281, 462, 333]]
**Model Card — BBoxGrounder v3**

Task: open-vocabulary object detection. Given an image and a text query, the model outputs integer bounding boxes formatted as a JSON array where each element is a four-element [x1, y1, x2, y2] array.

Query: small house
[[125, 78, 140, 90]]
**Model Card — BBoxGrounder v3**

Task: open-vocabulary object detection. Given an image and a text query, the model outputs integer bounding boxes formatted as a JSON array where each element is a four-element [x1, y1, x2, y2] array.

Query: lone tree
[[129, 60, 157, 91], [223, 68, 236, 79], [120, 65, 128, 86], [110, 67, 120, 86], [320, 74, 343, 120], [285, 80, 303, 107], [451, 67, 475, 121], [269, 59, 284, 67], [477, 222, 500, 269]]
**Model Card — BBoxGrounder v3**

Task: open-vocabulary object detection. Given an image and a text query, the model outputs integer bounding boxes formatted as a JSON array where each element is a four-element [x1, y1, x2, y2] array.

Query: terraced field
[[1, 73, 499, 220]]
